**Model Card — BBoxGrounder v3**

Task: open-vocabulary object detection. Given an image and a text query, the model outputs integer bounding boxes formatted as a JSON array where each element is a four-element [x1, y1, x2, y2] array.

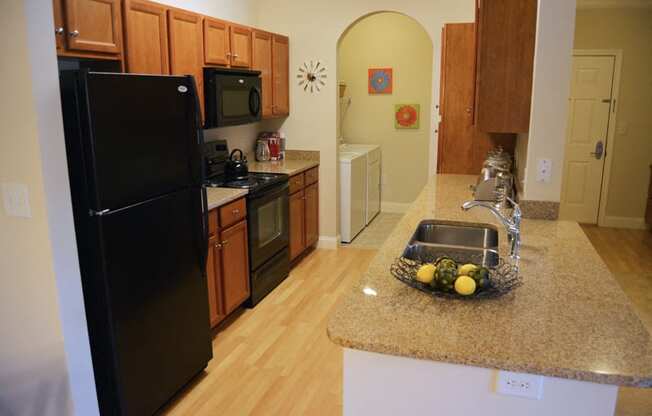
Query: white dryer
[[339, 143, 381, 225], [339, 151, 367, 243]]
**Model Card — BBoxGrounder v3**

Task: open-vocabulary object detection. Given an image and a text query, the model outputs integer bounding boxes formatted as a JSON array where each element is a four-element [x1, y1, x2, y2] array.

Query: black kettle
[[225, 149, 249, 180]]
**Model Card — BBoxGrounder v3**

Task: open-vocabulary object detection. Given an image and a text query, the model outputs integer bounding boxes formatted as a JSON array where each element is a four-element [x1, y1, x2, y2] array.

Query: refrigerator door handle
[[89, 208, 110, 217]]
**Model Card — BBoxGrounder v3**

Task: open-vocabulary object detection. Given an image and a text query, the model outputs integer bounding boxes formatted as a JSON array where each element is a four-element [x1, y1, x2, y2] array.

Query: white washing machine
[[339, 151, 366, 243], [339, 143, 381, 225]]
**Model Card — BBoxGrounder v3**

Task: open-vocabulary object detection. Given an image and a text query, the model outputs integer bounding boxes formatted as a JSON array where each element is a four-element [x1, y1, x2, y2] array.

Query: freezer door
[[84, 72, 202, 210], [97, 188, 211, 415]]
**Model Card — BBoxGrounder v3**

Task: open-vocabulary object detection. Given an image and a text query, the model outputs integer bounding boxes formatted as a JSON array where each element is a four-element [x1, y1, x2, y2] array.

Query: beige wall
[[254, 0, 476, 238], [574, 7, 652, 220], [0, 1, 73, 414], [338, 12, 433, 205], [519, 0, 576, 202]]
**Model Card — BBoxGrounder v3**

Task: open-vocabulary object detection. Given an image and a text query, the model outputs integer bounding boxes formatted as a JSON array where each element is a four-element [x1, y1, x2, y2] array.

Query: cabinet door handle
[[55, 27, 65, 36], [69, 30, 80, 38], [214, 242, 222, 249], [226, 52, 231, 57], [232, 209, 240, 215], [221, 240, 229, 246], [233, 53, 239, 58]]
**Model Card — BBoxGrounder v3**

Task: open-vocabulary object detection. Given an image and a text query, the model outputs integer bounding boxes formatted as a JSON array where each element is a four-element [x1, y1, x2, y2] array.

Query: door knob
[[590, 140, 605, 160], [69, 30, 80, 38]]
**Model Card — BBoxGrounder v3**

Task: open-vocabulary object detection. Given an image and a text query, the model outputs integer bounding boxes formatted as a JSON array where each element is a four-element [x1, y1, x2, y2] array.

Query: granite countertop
[[205, 187, 248, 210], [327, 174, 652, 387], [248, 159, 319, 176]]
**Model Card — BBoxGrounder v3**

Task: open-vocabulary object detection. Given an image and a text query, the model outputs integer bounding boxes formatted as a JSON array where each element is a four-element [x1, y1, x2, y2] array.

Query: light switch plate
[[2, 183, 32, 218], [496, 370, 544, 400], [536, 158, 552, 183]]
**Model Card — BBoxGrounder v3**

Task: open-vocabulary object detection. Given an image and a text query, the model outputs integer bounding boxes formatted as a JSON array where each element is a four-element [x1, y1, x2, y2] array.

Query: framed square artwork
[[395, 104, 420, 129], [368, 68, 393, 94]]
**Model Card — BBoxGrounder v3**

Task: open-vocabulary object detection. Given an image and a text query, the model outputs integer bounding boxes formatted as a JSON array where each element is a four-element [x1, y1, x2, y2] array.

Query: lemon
[[454, 275, 477, 296], [458, 263, 478, 276], [416, 264, 436, 284]]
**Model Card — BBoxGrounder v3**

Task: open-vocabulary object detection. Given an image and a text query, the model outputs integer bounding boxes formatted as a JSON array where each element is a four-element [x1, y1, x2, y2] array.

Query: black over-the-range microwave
[[204, 67, 262, 128]]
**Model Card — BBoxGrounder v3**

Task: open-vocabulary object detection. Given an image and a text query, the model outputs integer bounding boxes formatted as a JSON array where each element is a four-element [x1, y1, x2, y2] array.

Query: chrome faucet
[[461, 197, 521, 260]]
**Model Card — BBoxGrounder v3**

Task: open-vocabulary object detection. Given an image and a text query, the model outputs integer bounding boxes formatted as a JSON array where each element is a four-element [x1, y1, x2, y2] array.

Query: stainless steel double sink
[[402, 220, 500, 267]]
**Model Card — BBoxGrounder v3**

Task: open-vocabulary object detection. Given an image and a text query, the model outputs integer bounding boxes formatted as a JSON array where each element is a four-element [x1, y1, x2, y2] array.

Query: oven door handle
[[247, 182, 289, 208]]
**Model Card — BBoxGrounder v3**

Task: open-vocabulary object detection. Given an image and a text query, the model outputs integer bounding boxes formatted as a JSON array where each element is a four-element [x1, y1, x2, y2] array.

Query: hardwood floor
[[162, 226, 651, 416], [581, 225, 652, 416], [161, 247, 377, 416]]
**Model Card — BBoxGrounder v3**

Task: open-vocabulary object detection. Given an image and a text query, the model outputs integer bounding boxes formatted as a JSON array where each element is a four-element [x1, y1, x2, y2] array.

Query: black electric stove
[[204, 140, 290, 306]]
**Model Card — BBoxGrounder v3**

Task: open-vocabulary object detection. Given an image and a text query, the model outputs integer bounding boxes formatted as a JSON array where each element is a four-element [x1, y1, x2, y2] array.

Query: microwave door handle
[[249, 86, 262, 117]]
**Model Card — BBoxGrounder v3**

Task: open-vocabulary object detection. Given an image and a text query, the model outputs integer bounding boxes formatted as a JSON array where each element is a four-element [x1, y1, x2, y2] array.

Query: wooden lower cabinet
[[220, 220, 250, 315], [205, 198, 250, 328], [305, 183, 319, 247], [289, 190, 306, 260], [206, 234, 225, 327], [289, 167, 320, 261]]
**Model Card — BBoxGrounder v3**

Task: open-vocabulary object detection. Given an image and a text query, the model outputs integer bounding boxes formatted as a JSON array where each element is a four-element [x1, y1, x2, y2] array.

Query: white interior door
[[560, 55, 615, 223]]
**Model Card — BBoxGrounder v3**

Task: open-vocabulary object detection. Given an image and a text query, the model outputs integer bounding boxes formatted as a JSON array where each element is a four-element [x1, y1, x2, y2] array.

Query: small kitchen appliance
[[472, 147, 514, 205]]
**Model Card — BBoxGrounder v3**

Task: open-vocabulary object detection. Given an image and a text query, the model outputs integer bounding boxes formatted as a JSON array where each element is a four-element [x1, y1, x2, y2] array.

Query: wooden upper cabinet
[[168, 9, 204, 117], [230, 24, 252, 68], [304, 182, 319, 248], [220, 221, 250, 315], [272, 34, 289, 116], [123, 0, 169, 74], [474, 0, 537, 133], [252, 30, 273, 118], [203, 17, 231, 66], [53, 0, 66, 51], [64, 0, 122, 54]]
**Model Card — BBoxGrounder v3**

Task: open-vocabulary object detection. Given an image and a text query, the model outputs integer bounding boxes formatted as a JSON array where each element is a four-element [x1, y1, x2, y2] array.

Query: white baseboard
[[317, 235, 340, 250], [381, 201, 411, 213], [600, 215, 648, 229]]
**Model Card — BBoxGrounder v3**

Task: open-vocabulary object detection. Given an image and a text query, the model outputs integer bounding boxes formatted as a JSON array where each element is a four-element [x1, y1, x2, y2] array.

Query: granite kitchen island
[[327, 175, 652, 416]]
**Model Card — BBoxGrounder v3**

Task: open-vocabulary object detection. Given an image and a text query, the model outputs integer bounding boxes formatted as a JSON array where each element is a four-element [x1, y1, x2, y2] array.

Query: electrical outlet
[[536, 158, 552, 183], [1, 183, 32, 218], [496, 371, 544, 400]]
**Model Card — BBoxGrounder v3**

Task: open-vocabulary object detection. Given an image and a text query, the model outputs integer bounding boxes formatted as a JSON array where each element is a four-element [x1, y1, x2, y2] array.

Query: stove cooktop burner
[[206, 172, 288, 194]]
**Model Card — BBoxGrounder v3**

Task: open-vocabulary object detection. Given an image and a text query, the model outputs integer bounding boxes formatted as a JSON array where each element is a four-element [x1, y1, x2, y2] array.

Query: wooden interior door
[[438, 23, 476, 174], [304, 183, 319, 247], [560, 55, 615, 223], [220, 221, 250, 315], [272, 34, 289, 116], [168, 9, 204, 119], [204, 17, 231, 66], [64, 0, 122, 54], [206, 235, 225, 327], [229, 24, 252, 68], [438, 23, 515, 174], [53, 0, 66, 51], [289, 190, 305, 260], [123, 0, 169, 74], [252, 30, 273, 118]]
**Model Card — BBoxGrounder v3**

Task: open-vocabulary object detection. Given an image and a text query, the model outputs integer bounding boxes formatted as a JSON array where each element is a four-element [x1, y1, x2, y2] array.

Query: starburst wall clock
[[297, 60, 327, 93]]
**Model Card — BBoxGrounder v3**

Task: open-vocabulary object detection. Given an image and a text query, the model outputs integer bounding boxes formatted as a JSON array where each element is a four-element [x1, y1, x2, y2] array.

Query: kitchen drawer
[[219, 198, 246, 228], [305, 167, 319, 185], [289, 173, 305, 194], [208, 209, 218, 236]]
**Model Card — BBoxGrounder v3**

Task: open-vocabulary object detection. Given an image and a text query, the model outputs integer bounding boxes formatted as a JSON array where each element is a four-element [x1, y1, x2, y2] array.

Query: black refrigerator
[[59, 70, 212, 415]]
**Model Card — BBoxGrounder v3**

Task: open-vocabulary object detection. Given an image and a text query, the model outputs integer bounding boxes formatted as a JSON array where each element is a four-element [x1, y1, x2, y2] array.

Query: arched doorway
[[336, 11, 434, 245]]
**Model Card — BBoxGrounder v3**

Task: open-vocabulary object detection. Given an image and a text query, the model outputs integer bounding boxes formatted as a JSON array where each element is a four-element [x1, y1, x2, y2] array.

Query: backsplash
[[203, 119, 284, 159]]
